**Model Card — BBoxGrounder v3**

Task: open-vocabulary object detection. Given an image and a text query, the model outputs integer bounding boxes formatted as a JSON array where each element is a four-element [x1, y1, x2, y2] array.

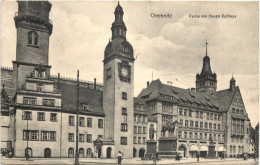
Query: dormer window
[[28, 31, 38, 46], [38, 70, 44, 78], [82, 104, 89, 110]]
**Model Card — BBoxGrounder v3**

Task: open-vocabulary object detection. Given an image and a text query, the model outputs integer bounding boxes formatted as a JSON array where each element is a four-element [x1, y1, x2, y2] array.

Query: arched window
[[79, 148, 84, 158], [28, 31, 38, 46], [86, 148, 92, 158], [68, 147, 74, 158]]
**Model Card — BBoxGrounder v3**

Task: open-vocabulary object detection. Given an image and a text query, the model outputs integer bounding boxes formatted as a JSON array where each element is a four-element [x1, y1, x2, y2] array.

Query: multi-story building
[[138, 45, 252, 158], [1, 1, 253, 159], [1, 1, 105, 158], [133, 98, 148, 158]]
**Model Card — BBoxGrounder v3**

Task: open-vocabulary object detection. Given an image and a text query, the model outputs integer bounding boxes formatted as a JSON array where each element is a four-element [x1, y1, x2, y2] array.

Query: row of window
[[68, 148, 93, 157], [134, 115, 147, 123], [134, 126, 147, 134], [68, 133, 103, 142], [133, 136, 146, 144], [23, 111, 57, 121], [232, 119, 245, 134], [230, 145, 244, 153], [199, 81, 215, 87], [178, 119, 221, 130], [23, 130, 56, 141], [22, 112, 104, 129], [179, 108, 221, 121], [162, 115, 173, 126], [23, 97, 55, 106], [232, 108, 244, 115], [232, 137, 246, 143], [69, 116, 103, 128], [162, 104, 174, 114], [177, 131, 224, 141]]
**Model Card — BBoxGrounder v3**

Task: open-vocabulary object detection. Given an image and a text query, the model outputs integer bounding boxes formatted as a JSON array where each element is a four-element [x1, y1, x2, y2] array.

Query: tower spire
[[205, 39, 208, 56]]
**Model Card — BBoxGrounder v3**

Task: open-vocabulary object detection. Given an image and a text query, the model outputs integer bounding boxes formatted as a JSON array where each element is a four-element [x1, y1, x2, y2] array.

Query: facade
[[138, 46, 252, 158], [0, 1, 253, 160], [133, 98, 148, 158]]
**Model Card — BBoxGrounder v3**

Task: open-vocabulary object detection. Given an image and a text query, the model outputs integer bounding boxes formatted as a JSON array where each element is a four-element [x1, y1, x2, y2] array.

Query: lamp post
[[74, 70, 79, 165]]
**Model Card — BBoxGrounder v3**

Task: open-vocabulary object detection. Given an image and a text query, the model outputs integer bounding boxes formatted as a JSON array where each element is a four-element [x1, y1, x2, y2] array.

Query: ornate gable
[[231, 88, 245, 108]]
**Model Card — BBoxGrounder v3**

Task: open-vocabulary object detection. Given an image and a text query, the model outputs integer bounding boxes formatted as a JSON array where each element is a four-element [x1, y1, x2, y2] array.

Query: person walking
[[117, 151, 123, 165], [151, 154, 157, 165], [196, 151, 200, 162]]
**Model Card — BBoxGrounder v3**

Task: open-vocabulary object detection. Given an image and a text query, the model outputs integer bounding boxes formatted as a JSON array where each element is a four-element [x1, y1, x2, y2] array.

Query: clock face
[[121, 68, 128, 77]]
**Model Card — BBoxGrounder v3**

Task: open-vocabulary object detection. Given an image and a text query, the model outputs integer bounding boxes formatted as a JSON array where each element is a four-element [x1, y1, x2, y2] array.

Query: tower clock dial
[[121, 68, 128, 77]]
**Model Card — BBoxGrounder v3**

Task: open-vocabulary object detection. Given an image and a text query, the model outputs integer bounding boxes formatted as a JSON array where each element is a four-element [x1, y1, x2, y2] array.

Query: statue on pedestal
[[161, 120, 179, 137], [149, 124, 155, 140], [209, 137, 214, 145]]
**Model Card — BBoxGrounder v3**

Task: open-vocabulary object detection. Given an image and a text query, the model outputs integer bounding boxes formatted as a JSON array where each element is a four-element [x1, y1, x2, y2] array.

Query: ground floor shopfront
[[177, 141, 226, 158]]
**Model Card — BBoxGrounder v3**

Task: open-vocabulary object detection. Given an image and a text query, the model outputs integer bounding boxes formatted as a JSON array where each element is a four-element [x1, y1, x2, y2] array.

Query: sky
[[1, 1, 259, 127]]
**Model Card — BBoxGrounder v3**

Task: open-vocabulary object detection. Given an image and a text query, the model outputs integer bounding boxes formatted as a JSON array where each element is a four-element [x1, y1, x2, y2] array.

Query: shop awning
[[218, 146, 226, 151], [190, 145, 199, 151], [200, 146, 208, 151]]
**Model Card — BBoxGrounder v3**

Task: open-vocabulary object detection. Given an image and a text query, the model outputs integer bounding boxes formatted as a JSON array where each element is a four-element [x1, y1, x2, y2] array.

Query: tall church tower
[[103, 2, 135, 158], [13, 1, 53, 89], [196, 40, 217, 95]]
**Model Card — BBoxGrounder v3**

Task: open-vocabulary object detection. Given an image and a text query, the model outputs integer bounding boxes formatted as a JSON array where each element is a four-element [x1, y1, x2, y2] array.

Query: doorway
[[44, 148, 51, 158], [106, 147, 112, 158], [133, 148, 137, 157], [139, 148, 145, 157]]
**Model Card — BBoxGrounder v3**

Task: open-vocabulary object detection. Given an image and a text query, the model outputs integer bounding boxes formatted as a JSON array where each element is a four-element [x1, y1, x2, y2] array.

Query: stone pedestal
[[147, 140, 157, 154], [206, 145, 217, 159], [145, 140, 157, 160], [158, 137, 178, 158]]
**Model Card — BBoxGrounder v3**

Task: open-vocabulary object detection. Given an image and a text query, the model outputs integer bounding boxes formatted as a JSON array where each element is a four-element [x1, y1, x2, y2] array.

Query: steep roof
[[138, 79, 220, 111], [215, 88, 236, 111], [59, 81, 104, 116]]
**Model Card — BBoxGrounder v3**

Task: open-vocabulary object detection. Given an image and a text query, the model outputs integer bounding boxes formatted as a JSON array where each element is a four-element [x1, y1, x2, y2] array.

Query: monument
[[145, 124, 157, 159], [158, 120, 179, 158], [206, 137, 217, 159]]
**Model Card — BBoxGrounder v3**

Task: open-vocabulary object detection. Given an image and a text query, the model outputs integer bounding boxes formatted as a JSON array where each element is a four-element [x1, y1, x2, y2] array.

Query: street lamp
[[74, 70, 79, 165]]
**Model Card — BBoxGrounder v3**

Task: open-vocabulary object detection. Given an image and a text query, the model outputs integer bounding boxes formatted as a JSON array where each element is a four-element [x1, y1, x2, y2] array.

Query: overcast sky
[[1, 1, 259, 127]]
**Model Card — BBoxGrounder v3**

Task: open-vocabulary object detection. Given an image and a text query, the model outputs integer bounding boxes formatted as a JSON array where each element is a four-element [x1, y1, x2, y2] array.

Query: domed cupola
[[104, 2, 134, 63]]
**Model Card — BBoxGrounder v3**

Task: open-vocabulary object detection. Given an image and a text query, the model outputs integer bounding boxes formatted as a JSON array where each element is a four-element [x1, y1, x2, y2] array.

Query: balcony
[[15, 12, 53, 24]]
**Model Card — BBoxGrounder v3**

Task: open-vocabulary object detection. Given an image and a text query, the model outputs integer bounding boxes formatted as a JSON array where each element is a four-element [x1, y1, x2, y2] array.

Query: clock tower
[[103, 2, 135, 158]]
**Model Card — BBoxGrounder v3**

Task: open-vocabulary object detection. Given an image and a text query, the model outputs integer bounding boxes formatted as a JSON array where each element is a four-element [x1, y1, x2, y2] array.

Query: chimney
[[94, 78, 96, 90], [58, 73, 60, 92], [191, 88, 195, 92], [147, 81, 149, 88]]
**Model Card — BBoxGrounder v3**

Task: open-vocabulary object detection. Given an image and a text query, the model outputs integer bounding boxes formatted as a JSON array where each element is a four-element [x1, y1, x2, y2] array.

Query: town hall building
[[1, 1, 253, 159]]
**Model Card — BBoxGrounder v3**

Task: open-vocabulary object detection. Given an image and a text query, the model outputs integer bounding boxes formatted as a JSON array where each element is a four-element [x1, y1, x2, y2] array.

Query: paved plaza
[[1, 157, 259, 165]]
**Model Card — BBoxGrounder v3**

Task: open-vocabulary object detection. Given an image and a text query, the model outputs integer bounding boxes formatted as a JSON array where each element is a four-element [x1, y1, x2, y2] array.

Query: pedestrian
[[151, 154, 157, 165], [222, 153, 225, 160], [117, 151, 123, 165], [197, 151, 200, 162]]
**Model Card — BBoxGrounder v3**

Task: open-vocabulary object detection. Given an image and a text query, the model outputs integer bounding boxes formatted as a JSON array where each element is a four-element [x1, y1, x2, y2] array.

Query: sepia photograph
[[1, 1, 259, 165]]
